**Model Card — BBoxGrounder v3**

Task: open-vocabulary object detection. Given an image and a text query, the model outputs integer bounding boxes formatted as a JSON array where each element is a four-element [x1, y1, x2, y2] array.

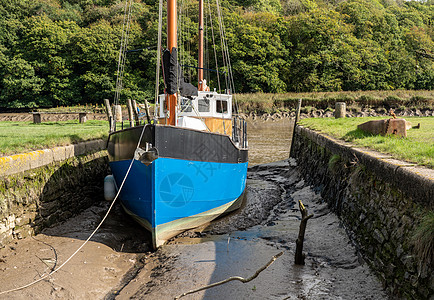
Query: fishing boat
[[106, 0, 248, 248]]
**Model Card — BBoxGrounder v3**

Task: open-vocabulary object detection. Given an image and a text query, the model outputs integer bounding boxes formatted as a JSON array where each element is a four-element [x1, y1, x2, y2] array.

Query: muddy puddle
[[0, 119, 388, 299]]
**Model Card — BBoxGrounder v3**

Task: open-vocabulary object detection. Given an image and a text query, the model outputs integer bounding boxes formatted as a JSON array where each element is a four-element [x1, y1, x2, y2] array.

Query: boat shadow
[[37, 157, 152, 254]]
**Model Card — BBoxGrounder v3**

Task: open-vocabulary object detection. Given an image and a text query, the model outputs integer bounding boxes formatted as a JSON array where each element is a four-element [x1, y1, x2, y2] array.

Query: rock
[[401, 255, 416, 273], [396, 244, 404, 258], [373, 229, 385, 244]]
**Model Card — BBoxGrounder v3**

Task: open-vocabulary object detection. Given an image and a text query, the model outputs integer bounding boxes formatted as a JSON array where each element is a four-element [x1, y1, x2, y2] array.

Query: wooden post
[[114, 105, 122, 122], [132, 100, 139, 124], [335, 102, 346, 118], [127, 98, 134, 127], [104, 99, 114, 132], [104, 99, 112, 119], [295, 200, 313, 265], [32, 113, 42, 124], [144, 99, 151, 124], [294, 98, 302, 124], [289, 99, 302, 158], [79, 113, 87, 123]]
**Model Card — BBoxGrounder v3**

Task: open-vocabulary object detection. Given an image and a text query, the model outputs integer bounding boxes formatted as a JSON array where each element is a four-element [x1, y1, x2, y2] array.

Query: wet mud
[[111, 160, 387, 299], [0, 119, 388, 299]]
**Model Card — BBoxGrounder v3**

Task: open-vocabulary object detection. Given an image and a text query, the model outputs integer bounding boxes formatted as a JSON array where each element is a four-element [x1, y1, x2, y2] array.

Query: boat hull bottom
[[121, 192, 245, 248]]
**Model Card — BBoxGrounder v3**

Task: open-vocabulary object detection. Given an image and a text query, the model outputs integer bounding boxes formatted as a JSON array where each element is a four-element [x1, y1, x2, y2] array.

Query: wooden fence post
[[289, 99, 302, 158], [127, 98, 134, 127], [104, 99, 114, 132], [132, 100, 139, 124]]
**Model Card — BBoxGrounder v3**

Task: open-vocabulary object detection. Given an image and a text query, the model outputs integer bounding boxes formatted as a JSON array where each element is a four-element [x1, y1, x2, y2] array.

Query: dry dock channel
[[1, 117, 425, 299]]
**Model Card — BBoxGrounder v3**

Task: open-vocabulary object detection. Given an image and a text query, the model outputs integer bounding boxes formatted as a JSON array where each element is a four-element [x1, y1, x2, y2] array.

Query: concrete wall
[[0, 140, 108, 248], [292, 126, 433, 299]]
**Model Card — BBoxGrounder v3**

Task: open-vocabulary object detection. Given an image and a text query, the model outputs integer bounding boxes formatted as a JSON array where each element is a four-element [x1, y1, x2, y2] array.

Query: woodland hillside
[[0, 0, 432, 108]]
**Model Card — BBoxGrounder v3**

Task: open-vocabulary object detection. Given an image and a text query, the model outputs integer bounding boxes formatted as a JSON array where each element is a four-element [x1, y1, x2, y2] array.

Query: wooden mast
[[198, 0, 204, 91], [167, 0, 177, 126]]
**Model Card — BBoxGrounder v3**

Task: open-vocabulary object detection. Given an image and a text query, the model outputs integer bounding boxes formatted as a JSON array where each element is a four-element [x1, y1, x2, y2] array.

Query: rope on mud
[[0, 123, 147, 296], [174, 251, 283, 300]]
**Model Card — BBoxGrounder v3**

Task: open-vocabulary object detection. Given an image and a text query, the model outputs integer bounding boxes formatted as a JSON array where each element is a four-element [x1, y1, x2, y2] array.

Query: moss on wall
[[0, 150, 108, 247], [292, 127, 433, 299]]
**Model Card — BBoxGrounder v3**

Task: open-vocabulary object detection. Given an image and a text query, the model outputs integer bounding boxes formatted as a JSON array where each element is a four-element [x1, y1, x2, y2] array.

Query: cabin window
[[216, 100, 228, 114], [198, 98, 210, 112], [160, 99, 165, 117], [180, 98, 193, 112]]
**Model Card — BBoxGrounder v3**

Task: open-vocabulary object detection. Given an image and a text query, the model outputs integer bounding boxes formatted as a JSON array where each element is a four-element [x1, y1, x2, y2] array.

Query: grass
[[235, 90, 434, 113], [299, 117, 434, 168], [0, 120, 109, 156]]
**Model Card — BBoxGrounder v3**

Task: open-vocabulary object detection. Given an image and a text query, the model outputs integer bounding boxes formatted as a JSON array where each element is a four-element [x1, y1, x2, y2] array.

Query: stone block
[[85, 140, 102, 153], [335, 102, 346, 118], [97, 139, 107, 150], [357, 118, 408, 137], [396, 244, 404, 258], [7, 153, 31, 175], [28, 151, 44, 169], [373, 229, 385, 244], [0, 156, 13, 177], [386, 263, 396, 277], [73, 142, 86, 156], [64, 145, 74, 159], [401, 255, 416, 273], [42, 149, 54, 166], [52, 146, 66, 162], [380, 228, 389, 240]]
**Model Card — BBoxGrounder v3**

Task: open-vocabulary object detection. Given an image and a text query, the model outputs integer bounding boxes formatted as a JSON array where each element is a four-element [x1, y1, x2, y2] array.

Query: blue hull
[[110, 157, 248, 247]]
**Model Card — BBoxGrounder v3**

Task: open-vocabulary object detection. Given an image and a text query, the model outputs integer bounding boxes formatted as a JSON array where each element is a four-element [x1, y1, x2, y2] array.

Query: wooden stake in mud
[[289, 99, 302, 158], [295, 200, 313, 265]]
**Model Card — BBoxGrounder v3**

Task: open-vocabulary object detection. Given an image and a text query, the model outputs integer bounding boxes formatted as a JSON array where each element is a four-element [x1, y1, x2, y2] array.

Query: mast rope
[[114, 0, 134, 108], [214, 0, 238, 114], [215, 0, 230, 91], [207, 0, 222, 93], [220, 8, 239, 114], [154, 0, 164, 118]]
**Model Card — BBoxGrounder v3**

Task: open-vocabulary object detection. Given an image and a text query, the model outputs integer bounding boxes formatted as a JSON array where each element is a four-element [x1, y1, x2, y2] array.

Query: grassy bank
[[0, 120, 109, 156], [236, 90, 434, 114], [299, 117, 434, 168]]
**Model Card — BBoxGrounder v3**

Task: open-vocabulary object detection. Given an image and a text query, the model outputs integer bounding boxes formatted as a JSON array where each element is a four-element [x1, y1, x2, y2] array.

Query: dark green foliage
[[0, 0, 432, 108]]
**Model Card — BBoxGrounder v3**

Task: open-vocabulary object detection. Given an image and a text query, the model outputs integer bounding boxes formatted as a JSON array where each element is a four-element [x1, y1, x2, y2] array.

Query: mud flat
[[0, 160, 387, 299]]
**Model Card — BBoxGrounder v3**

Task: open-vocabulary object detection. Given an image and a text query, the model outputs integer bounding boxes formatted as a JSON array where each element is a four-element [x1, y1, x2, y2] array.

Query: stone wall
[[292, 126, 433, 299], [0, 140, 108, 248]]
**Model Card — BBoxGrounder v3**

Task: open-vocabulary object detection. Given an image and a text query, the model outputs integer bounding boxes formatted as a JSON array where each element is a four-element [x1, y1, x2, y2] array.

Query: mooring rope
[[0, 89, 148, 297]]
